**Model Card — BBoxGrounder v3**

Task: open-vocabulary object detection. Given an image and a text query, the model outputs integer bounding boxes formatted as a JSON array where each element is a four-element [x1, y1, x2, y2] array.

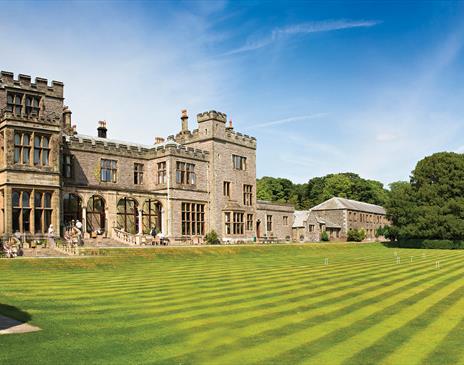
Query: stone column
[[82, 207, 87, 234], [138, 209, 143, 235]]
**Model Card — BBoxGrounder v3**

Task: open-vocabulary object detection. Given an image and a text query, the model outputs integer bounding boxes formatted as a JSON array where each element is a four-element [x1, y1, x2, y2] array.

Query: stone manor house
[[0, 71, 294, 244]]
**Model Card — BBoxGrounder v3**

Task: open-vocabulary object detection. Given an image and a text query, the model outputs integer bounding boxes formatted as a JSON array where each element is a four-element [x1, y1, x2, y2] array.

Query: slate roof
[[311, 197, 386, 215], [292, 210, 341, 229], [293, 210, 310, 228]]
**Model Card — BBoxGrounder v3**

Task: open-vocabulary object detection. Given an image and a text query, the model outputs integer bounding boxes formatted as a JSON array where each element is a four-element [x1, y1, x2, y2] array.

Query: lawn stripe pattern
[[1, 244, 463, 365]]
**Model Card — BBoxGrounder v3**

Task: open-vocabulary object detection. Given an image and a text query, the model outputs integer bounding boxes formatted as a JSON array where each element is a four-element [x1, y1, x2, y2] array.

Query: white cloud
[[243, 113, 328, 130], [226, 19, 380, 55]]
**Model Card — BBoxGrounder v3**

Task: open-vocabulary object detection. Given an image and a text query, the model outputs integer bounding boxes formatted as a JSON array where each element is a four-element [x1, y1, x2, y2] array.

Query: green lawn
[[1, 243, 464, 364]]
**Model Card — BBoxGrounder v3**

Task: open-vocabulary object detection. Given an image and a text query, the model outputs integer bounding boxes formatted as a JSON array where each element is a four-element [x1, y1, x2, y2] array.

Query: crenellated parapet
[[197, 110, 227, 123], [65, 134, 209, 161], [0, 71, 64, 98]]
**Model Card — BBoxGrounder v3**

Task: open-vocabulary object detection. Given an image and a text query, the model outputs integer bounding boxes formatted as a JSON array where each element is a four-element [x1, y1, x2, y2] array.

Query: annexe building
[[292, 197, 388, 242], [0, 71, 293, 244]]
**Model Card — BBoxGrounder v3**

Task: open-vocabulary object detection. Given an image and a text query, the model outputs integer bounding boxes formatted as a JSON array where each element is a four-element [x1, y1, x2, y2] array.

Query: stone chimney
[[181, 109, 189, 133], [226, 118, 233, 131], [63, 106, 72, 130], [97, 120, 107, 138], [155, 136, 165, 145]]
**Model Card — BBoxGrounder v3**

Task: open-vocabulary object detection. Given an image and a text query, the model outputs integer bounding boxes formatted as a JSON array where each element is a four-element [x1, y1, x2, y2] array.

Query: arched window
[[63, 193, 82, 228], [142, 199, 162, 234], [87, 195, 105, 233], [117, 198, 138, 234]]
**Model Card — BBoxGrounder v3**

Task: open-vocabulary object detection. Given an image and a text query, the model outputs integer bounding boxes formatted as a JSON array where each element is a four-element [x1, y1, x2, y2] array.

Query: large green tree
[[386, 152, 464, 240], [257, 173, 388, 209]]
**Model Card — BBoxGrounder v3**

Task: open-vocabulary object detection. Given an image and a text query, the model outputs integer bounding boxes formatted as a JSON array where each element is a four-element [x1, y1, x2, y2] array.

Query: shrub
[[347, 228, 366, 242], [423, 240, 460, 249], [205, 230, 221, 245], [320, 231, 329, 242]]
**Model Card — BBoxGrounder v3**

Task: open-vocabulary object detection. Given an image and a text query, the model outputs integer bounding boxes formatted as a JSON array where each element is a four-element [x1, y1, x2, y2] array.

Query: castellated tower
[[176, 110, 257, 241], [0, 71, 64, 237]]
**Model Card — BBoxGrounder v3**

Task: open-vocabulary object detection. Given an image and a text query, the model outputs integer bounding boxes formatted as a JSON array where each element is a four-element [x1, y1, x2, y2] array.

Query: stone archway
[[63, 193, 82, 228], [86, 195, 105, 234], [117, 197, 139, 234]]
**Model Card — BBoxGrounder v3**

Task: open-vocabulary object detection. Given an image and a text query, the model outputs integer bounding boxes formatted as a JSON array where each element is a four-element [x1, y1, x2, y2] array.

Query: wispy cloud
[[226, 19, 380, 55], [244, 113, 328, 130]]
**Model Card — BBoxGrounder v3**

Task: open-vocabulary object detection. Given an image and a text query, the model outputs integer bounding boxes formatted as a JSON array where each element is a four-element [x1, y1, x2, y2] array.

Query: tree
[[386, 152, 464, 241]]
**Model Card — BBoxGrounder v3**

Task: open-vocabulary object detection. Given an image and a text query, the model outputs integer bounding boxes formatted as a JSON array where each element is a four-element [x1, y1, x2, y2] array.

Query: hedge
[[385, 239, 464, 250]]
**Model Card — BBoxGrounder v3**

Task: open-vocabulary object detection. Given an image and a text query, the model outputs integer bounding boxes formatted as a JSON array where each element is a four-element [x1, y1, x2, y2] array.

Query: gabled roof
[[311, 197, 385, 215], [293, 210, 310, 228]]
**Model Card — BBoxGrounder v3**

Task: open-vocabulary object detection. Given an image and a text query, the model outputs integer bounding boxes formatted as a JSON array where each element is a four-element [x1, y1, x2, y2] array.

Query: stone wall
[[256, 201, 294, 241]]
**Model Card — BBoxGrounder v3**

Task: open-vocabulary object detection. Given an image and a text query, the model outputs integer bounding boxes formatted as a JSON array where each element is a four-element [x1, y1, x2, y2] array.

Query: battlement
[[66, 134, 209, 160], [197, 110, 227, 123], [0, 71, 64, 98], [187, 125, 257, 148]]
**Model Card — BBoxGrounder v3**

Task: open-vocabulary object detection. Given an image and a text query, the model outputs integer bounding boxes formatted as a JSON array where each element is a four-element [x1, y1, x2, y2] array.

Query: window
[[134, 163, 144, 185], [117, 198, 138, 234], [243, 184, 253, 206], [223, 181, 230, 197], [176, 162, 196, 185], [283, 216, 288, 226], [157, 161, 166, 184], [233, 212, 244, 235], [142, 199, 162, 234], [34, 192, 52, 233], [12, 191, 32, 233], [225, 211, 244, 235], [25, 95, 40, 116], [247, 214, 253, 231], [34, 135, 50, 166], [6, 92, 23, 115], [266, 215, 273, 232], [63, 193, 82, 227], [86, 195, 105, 233], [181, 203, 205, 235], [63, 154, 73, 178], [101, 159, 117, 182], [13, 132, 31, 164], [232, 155, 247, 170]]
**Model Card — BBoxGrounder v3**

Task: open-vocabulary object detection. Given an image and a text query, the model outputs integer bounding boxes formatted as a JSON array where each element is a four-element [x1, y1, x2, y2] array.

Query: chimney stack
[[63, 106, 72, 129], [97, 120, 107, 138], [227, 118, 233, 130], [181, 109, 189, 133], [155, 136, 165, 145]]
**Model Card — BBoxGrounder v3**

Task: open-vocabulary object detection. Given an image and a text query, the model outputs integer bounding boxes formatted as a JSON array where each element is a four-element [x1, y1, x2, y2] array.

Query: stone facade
[[0, 71, 293, 243], [256, 200, 294, 241], [293, 197, 388, 242]]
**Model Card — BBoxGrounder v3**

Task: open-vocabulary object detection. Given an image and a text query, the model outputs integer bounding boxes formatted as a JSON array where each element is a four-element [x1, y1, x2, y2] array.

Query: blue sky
[[2, 1, 464, 186]]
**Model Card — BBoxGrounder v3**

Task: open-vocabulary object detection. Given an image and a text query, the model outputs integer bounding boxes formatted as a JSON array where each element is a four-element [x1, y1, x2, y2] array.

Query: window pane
[[23, 209, 31, 232], [12, 192, 20, 207], [22, 192, 30, 207], [14, 147, 20, 163], [35, 192, 42, 208], [34, 136, 41, 147], [42, 136, 49, 148], [24, 150, 31, 164], [14, 133, 21, 145], [42, 150, 49, 165], [35, 209, 42, 233], [34, 149, 40, 164], [23, 134, 30, 145], [44, 193, 52, 208]]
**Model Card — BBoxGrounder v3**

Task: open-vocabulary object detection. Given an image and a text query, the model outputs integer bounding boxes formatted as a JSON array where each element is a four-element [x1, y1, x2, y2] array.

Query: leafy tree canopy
[[386, 152, 464, 240], [257, 173, 389, 209]]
